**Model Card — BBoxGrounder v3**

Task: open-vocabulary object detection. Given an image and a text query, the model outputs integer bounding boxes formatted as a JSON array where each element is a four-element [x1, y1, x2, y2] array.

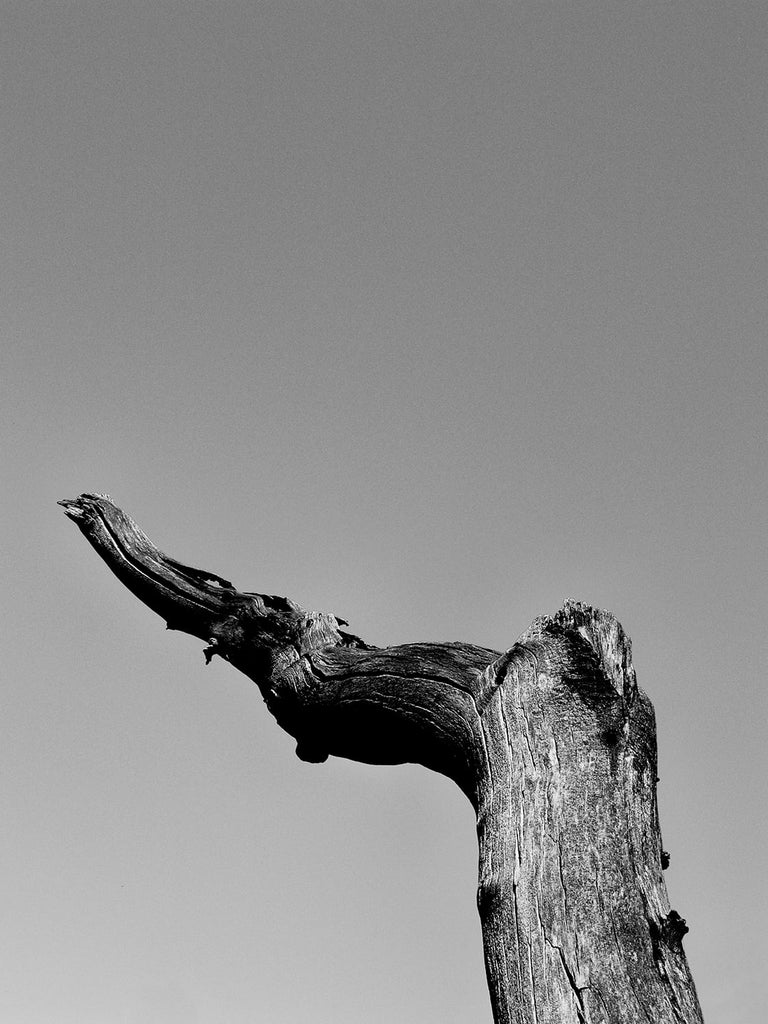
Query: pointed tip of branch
[[58, 492, 260, 646], [58, 493, 116, 521], [58, 497, 86, 521]]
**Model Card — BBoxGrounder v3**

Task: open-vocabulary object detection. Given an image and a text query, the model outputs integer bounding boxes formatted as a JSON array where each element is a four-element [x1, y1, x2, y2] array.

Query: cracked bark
[[60, 493, 704, 1024]]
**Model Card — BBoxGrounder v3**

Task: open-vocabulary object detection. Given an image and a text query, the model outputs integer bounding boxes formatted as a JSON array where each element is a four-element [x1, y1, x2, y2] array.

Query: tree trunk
[[59, 493, 704, 1024]]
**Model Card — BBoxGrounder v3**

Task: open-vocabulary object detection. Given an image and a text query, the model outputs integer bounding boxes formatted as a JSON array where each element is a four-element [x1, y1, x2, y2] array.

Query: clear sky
[[2, 2, 766, 1022]]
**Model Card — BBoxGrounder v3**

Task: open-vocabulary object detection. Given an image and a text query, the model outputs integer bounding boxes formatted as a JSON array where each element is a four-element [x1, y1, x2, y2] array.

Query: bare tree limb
[[60, 493, 704, 1024]]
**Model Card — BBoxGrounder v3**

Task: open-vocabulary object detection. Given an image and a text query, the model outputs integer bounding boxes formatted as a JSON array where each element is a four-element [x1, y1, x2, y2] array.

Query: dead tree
[[60, 493, 703, 1024]]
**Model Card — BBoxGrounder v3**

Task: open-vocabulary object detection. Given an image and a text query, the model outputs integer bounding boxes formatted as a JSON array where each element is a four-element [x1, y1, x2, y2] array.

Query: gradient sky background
[[2, 2, 766, 1022]]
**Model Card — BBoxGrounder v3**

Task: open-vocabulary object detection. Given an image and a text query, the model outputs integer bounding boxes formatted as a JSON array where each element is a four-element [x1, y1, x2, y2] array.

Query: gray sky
[[2, 2, 766, 1021]]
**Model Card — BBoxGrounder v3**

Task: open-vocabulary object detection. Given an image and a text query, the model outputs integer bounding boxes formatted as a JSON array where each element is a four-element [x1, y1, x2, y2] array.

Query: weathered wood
[[60, 493, 703, 1024]]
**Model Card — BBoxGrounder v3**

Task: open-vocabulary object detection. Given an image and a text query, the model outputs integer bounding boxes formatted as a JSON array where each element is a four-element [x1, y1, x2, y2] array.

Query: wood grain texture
[[60, 493, 704, 1024]]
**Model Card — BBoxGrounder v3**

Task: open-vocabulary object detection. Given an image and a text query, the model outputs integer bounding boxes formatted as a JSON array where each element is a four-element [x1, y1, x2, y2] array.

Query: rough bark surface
[[60, 493, 704, 1024]]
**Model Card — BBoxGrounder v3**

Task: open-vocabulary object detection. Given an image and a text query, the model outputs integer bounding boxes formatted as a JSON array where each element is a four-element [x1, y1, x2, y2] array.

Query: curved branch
[[60, 493, 703, 1024], [58, 493, 493, 791]]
